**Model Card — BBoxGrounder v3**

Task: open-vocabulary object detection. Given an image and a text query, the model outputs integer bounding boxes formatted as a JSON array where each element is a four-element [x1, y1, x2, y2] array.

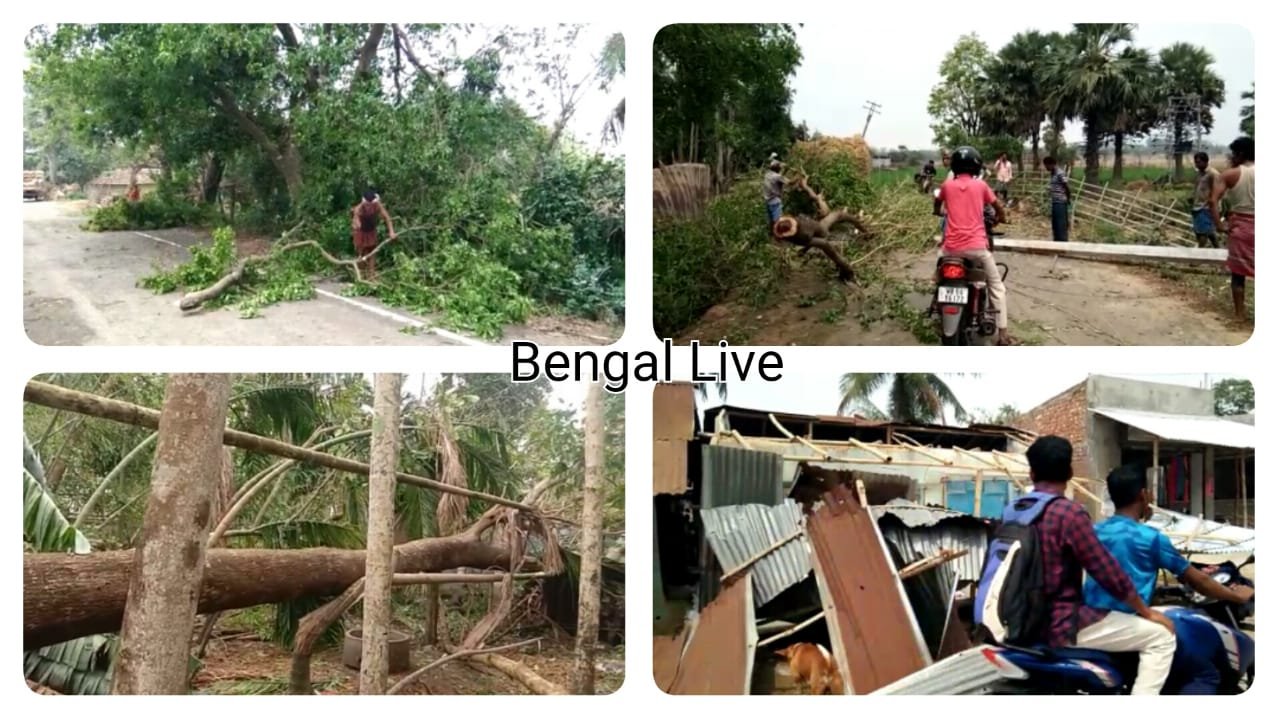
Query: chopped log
[[24, 535, 527, 649], [993, 238, 1226, 267], [466, 651, 570, 695], [23, 381, 533, 512]]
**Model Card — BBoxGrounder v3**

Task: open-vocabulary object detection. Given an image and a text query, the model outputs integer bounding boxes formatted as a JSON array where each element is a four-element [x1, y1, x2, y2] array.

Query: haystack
[[787, 135, 873, 211]]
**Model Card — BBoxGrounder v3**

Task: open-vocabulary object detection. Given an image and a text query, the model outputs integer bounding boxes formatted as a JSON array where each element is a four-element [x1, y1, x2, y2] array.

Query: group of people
[[1004, 435, 1253, 694]]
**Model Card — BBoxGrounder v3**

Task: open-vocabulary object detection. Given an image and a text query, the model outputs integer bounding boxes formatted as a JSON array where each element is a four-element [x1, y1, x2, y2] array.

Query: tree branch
[[354, 24, 387, 81]]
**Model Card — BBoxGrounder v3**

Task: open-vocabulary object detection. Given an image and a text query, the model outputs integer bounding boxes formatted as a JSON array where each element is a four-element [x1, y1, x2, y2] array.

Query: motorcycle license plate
[[936, 286, 969, 304]]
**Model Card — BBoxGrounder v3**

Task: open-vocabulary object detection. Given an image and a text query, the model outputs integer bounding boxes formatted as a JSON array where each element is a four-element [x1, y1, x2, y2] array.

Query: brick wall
[[1013, 381, 1092, 476]]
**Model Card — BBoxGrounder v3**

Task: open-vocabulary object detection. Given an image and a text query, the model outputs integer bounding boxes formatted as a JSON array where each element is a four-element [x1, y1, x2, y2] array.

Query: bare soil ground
[[192, 634, 624, 695], [678, 213, 1252, 347]]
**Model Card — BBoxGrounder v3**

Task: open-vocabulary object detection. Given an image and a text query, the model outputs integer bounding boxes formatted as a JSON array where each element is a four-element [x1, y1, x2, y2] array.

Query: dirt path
[[23, 201, 618, 347], [678, 244, 1251, 346]]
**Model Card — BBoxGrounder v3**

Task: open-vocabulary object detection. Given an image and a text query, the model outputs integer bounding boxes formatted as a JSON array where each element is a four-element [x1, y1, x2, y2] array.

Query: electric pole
[[861, 101, 882, 138]]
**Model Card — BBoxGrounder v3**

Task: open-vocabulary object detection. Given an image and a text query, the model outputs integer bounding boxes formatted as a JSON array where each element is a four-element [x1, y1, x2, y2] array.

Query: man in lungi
[[352, 188, 397, 280], [1210, 137, 1254, 322]]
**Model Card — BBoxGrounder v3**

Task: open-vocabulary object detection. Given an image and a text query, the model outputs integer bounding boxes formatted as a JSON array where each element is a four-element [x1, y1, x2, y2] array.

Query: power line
[[861, 101, 882, 138]]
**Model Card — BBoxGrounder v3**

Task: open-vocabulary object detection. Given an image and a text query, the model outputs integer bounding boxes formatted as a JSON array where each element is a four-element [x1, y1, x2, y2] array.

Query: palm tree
[[1158, 42, 1226, 181], [695, 382, 728, 403], [836, 374, 969, 425], [1240, 83, 1254, 137], [986, 31, 1060, 167], [1045, 24, 1150, 185], [1103, 47, 1161, 182], [596, 32, 625, 145]]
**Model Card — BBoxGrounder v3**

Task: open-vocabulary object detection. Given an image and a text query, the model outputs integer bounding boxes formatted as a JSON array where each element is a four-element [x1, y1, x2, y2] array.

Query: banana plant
[[23, 432, 114, 694]]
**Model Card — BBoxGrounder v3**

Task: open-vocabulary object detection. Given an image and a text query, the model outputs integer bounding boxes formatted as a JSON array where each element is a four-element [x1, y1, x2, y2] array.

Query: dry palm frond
[[435, 413, 469, 536]]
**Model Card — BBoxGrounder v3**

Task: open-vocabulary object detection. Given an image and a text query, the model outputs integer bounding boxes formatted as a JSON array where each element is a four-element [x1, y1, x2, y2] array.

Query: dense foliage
[[653, 24, 802, 188], [25, 24, 624, 335]]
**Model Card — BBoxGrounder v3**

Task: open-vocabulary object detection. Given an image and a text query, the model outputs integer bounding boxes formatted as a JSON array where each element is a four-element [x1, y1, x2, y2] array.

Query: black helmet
[[950, 146, 983, 177]]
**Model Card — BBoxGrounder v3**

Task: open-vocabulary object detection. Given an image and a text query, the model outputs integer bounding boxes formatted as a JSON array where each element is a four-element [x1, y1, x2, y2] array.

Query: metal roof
[[878, 521, 990, 585], [871, 499, 974, 528], [871, 645, 1023, 695], [1147, 508, 1255, 555], [1091, 407, 1255, 449], [701, 500, 811, 607]]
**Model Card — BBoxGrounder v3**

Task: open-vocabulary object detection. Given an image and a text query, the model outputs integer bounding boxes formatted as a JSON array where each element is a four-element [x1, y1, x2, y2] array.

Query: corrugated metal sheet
[[668, 576, 755, 694], [1091, 407, 1255, 449], [871, 645, 1023, 695], [654, 383, 696, 440], [699, 446, 786, 605], [1147, 508, 1255, 554], [701, 445, 785, 509], [878, 520, 989, 585], [807, 486, 930, 694], [653, 626, 689, 693], [700, 500, 811, 607], [872, 499, 971, 527], [653, 438, 689, 495]]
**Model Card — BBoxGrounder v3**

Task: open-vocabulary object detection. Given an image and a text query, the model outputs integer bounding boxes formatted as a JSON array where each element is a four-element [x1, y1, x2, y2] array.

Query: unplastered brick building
[[1014, 375, 1254, 524]]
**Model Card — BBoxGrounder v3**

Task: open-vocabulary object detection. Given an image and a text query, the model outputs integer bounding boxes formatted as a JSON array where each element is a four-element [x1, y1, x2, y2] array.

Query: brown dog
[[774, 642, 843, 694]]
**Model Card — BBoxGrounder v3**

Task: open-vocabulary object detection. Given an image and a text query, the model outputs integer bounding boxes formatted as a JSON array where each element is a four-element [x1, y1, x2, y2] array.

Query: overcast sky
[[391, 373, 588, 417], [790, 23, 1254, 149], [694, 373, 1244, 425]]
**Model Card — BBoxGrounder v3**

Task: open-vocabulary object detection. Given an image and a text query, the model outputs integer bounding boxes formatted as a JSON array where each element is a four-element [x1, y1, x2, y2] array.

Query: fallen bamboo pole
[[386, 637, 544, 695], [720, 528, 804, 581], [23, 380, 534, 512], [391, 572, 555, 585], [768, 413, 832, 460], [899, 549, 968, 580], [757, 610, 827, 648]]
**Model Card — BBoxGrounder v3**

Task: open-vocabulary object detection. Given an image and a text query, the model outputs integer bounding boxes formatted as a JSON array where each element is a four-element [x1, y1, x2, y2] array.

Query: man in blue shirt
[[1085, 464, 1253, 693]]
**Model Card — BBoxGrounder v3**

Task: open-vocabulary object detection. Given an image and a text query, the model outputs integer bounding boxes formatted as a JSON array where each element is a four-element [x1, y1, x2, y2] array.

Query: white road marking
[[133, 230, 186, 250], [312, 288, 489, 347]]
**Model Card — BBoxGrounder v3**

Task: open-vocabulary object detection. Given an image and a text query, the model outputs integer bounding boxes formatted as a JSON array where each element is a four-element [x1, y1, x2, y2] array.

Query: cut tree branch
[[23, 380, 535, 513], [354, 24, 387, 80]]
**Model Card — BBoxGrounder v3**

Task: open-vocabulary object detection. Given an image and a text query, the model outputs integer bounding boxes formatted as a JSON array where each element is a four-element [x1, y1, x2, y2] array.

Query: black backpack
[[973, 491, 1061, 646]]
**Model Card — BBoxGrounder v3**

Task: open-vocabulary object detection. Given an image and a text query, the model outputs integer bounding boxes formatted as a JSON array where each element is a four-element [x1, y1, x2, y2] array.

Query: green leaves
[[23, 635, 118, 695], [23, 467, 90, 554]]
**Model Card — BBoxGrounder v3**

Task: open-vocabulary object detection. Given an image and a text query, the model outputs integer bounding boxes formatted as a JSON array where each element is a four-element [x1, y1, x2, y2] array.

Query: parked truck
[[24, 170, 51, 201]]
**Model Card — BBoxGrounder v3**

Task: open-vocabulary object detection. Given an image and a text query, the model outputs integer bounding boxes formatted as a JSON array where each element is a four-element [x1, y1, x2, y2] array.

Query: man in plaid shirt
[[1025, 436, 1176, 694]]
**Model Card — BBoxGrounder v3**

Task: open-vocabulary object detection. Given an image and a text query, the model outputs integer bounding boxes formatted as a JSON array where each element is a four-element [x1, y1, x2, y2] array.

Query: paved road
[[23, 202, 611, 346]]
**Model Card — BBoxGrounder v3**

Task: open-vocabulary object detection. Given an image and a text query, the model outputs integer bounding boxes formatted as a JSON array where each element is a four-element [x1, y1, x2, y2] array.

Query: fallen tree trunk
[[466, 651, 570, 695], [24, 535, 524, 649], [772, 173, 866, 281], [178, 226, 423, 311], [289, 579, 366, 695], [23, 381, 533, 512]]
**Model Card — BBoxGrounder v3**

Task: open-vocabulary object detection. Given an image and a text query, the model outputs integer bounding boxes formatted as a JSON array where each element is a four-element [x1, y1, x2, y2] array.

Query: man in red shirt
[[934, 147, 1014, 345], [1024, 436, 1176, 695]]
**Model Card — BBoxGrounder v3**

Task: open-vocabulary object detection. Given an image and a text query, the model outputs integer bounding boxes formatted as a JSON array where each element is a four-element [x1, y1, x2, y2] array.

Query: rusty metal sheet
[[668, 576, 755, 694], [654, 382, 696, 440], [653, 438, 689, 495], [807, 485, 930, 694], [653, 626, 689, 693]]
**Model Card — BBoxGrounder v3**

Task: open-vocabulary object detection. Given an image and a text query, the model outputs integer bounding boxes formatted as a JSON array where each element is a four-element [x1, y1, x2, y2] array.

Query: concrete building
[[1014, 375, 1254, 524]]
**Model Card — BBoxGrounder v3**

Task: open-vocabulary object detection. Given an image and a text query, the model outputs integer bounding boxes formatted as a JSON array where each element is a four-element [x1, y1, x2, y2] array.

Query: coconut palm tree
[[1158, 42, 1226, 181], [836, 374, 969, 425], [1045, 24, 1151, 185], [1240, 83, 1255, 137]]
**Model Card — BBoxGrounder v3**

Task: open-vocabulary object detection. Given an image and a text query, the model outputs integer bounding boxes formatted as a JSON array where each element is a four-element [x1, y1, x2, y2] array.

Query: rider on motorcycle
[[933, 146, 1015, 345], [1084, 464, 1254, 693]]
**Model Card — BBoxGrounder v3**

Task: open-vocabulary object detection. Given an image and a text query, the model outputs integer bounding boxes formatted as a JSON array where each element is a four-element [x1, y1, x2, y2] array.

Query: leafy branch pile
[[26, 24, 624, 338]]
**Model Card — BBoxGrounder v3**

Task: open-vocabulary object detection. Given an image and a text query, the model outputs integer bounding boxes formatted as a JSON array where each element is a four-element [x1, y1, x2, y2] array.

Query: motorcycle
[[929, 197, 1008, 346], [982, 558, 1255, 695]]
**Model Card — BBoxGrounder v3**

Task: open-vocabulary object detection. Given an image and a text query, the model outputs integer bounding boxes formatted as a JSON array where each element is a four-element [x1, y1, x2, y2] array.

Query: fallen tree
[[771, 173, 868, 282], [177, 224, 425, 312], [25, 534, 529, 649]]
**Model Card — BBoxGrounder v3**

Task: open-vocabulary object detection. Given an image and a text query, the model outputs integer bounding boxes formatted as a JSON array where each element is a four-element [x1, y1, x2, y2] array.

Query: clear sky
[[694, 373, 1244, 425], [789, 23, 1254, 149]]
